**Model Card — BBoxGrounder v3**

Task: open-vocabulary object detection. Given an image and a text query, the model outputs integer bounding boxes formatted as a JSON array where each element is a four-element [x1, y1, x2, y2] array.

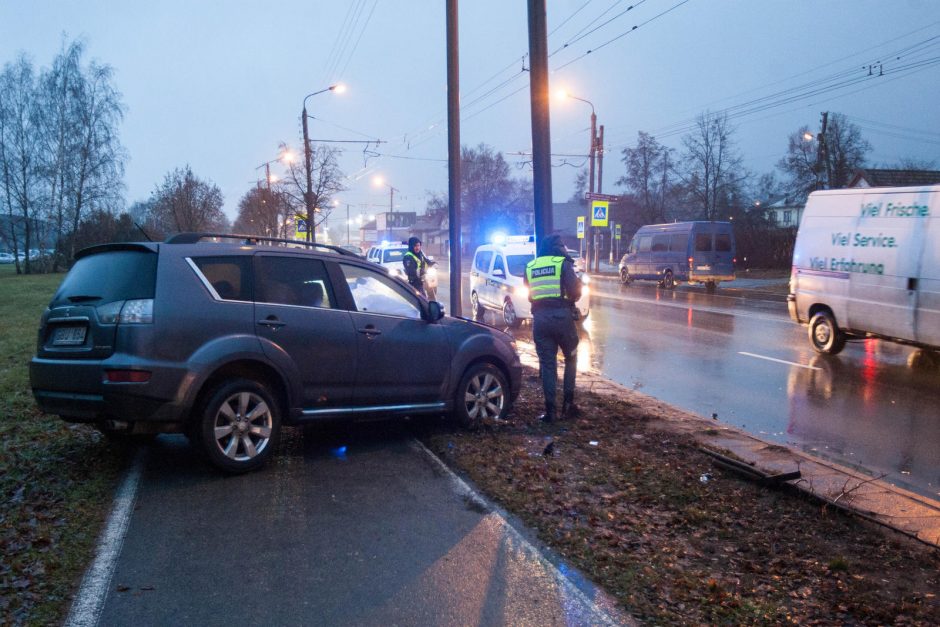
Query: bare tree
[[824, 113, 871, 189], [460, 143, 531, 247], [233, 185, 286, 237], [617, 131, 675, 224], [148, 166, 228, 236], [0, 55, 41, 273], [276, 143, 345, 237], [776, 125, 819, 199], [679, 112, 744, 220]]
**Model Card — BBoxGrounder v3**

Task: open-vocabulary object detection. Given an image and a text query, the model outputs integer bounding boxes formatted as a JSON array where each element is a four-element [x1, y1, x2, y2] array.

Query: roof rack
[[164, 232, 360, 257]]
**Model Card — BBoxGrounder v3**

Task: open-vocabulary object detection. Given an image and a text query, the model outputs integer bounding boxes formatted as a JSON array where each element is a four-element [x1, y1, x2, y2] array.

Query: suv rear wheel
[[199, 379, 280, 473], [455, 363, 509, 429]]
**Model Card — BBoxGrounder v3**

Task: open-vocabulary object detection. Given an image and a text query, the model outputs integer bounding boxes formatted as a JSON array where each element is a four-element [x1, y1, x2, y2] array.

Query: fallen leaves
[[421, 368, 940, 625]]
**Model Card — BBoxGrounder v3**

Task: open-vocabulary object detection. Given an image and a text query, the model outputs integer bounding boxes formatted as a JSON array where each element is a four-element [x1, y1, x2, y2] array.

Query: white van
[[469, 236, 590, 327], [788, 185, 940, 355]]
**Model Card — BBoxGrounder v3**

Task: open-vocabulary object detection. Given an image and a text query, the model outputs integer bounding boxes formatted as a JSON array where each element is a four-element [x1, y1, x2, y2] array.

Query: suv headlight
[[514, 285, 528, 298]]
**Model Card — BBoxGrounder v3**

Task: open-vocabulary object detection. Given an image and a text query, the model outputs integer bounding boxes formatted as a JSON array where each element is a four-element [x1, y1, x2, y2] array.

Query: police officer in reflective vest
[[524, 234, 582, 422], [403, 236, 434, 297]]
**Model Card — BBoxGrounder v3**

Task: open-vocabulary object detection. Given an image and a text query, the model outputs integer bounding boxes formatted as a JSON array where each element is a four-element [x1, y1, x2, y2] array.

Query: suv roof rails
[[164, 232, 360, 257]]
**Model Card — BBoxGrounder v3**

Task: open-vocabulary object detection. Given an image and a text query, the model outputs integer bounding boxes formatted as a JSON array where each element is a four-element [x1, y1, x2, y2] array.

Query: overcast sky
[[2, 1, 938, 239]]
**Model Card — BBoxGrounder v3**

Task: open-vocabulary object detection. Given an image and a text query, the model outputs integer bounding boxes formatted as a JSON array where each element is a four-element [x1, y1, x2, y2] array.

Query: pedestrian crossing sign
[[591, 200, 609, 227], [577, 216, 585, 239], [295, 217, 308, 240]]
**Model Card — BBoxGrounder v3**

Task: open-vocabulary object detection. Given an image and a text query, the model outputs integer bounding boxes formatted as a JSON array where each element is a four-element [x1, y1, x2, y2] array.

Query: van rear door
[[915, 193, 939, 346]]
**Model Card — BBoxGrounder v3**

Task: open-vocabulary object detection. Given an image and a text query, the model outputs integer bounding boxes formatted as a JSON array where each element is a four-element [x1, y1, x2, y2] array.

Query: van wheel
[[454, 363, 510, 429], [662, 270, 675, 290], [619, 268, 632, 285], [470, 291, 485, 321], [705, 281, 717, 294], [502, 299, 521, 328], [199, 378, 280, 473], [809, 311, 846, 355]]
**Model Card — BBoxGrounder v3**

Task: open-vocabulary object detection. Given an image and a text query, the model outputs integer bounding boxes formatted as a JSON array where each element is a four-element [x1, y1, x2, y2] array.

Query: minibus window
[[670, 234, 688, 252], [638, 236, 652, 252], [715, 233, 732, 252], [651, 235, 669, 252], [694, 233, 712, 252]]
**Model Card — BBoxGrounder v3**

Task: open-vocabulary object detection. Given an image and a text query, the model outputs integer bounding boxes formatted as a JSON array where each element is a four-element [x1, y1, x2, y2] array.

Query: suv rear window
[[51, 250, 156, 307]]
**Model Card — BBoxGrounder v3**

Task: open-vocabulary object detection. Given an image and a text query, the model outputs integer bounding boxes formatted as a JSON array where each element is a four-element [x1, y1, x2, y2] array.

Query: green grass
[[0, 266, 131, 624]]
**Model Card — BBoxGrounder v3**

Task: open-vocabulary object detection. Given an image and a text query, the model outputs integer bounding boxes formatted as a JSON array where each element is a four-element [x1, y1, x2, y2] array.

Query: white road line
[[65, 449, 145, 627], [738, 351, 822, 370]]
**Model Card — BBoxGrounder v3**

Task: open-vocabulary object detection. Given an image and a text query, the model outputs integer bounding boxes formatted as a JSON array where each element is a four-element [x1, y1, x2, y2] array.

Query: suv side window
[[255, 256, 334, 308], [474, 251, 493, 272], [339, 263, 422, 319], [192, 256, 252, 301]]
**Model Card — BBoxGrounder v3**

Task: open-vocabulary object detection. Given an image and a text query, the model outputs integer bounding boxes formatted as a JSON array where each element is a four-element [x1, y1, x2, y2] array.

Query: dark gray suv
[[30, 233, 521, 472]]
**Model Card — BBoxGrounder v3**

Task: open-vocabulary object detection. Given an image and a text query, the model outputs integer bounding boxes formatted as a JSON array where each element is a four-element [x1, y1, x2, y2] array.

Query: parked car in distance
[[29, 233, 522, 473], [789, 185, 940, 355], [469, 235, 590, 328], [619, 221, 736, 292], [339, 244, 364, 256]]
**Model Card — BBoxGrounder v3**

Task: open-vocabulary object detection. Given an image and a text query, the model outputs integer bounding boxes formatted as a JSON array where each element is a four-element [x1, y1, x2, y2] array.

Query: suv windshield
[[51, 250, 157, 307]]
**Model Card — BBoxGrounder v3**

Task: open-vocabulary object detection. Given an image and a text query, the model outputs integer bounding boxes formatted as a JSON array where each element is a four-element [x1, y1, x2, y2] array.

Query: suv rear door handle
[[357, 325, 381, 337], [258, 317, 287, 329]]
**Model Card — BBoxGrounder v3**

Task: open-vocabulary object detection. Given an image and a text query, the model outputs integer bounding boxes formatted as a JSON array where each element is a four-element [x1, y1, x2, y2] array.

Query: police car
[[469, 235, 590, 328], [365, 241, 438, 297]]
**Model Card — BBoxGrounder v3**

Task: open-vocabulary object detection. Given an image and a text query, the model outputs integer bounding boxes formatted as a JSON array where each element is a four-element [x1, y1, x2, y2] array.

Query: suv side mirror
[[427, 300, 445, 321]]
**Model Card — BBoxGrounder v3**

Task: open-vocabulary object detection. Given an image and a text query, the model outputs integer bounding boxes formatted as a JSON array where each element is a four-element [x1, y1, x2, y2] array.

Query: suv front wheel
[[455, 363, 509, 429], [199, 379, 281, 473]]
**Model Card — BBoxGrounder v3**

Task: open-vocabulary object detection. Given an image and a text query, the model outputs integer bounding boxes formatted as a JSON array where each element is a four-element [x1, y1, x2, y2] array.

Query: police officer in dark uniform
[[403, 236, 434, 297], [524, 233, 582, 422]]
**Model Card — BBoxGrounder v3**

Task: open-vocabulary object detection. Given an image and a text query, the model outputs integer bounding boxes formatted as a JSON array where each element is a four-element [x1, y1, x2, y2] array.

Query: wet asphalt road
[[94, 423, 626, 626], [472, 276, 940, 500]]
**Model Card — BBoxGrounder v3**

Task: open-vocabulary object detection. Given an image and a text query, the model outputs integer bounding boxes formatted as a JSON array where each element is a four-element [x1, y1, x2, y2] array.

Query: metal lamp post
[[301, 84, 345, 242]]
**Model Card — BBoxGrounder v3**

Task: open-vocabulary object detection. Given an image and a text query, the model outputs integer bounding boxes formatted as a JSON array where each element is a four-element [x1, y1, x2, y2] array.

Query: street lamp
[[558, 88, 599, 270], [301, 83, 345, 243], [372, 175, 399, 214]]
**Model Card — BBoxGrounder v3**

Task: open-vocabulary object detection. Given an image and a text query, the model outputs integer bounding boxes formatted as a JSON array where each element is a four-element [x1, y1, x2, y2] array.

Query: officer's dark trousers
[[532, 307, 579, 412]]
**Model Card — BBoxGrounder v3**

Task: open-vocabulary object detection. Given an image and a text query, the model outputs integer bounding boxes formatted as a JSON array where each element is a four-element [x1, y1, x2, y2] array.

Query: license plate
[[52, 326, 86, 346], [696, 265, 711, 271]]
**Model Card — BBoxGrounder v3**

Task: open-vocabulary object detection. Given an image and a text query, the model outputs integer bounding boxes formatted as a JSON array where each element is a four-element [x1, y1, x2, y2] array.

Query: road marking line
[[739, 351, 822, 370], [65, 449, 145, 627]]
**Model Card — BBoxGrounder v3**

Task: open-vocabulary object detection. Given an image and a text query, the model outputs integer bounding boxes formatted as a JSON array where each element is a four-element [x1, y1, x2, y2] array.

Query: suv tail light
[[106, 370, 152, 383], [96, 299, 154, 324]]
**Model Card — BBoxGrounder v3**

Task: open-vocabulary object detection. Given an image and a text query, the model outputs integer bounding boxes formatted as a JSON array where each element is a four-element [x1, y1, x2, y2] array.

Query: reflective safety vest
[[403, 251, 424, 273], [525, 255, 565, 300]]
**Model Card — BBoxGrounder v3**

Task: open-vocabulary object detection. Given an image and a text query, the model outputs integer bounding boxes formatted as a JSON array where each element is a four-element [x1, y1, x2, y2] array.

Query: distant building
[[758, 197, 803, 228], [359, 211, 416, 249], [848, 168, 940, 188]]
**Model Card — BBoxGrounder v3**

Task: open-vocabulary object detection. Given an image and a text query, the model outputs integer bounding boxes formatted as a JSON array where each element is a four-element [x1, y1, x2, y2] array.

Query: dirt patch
[[421, 370, 940, 625]]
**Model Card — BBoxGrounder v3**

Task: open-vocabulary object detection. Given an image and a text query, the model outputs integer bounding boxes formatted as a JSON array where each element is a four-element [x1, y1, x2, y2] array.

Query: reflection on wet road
[[470, 278, 940, 499]]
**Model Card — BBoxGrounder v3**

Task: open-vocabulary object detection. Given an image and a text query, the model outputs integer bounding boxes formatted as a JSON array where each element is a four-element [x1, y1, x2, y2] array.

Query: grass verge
[[420, 370, 940, 624], [0, 266, 131, 624]]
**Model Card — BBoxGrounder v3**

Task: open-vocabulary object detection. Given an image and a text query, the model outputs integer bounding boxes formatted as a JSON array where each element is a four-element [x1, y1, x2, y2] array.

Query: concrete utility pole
[[585, 111, 596, 273], [446, 0, 462, 315], [302, 108, 315, 242], [818, 111, 831, 190], [528, 0, 553, 245]]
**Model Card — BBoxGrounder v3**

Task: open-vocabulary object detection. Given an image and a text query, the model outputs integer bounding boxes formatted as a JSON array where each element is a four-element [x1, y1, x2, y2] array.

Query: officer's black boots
[[539, 408, 556, 423], [562, 393, 580, 420]]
